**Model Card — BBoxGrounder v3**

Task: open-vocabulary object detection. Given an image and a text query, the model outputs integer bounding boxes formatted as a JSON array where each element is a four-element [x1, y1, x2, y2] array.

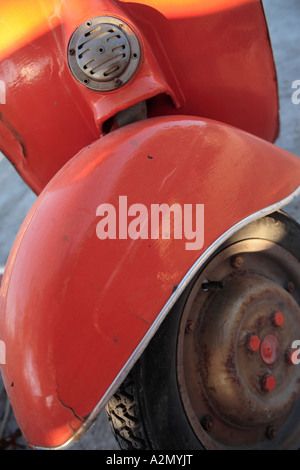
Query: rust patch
[[200, 343, 211, 379], [225, 355, 241, 386]]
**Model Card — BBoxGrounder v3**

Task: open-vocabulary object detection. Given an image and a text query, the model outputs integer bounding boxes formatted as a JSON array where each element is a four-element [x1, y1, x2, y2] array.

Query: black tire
[[104, 372, 152, 450], [106, 211, 300, 450]]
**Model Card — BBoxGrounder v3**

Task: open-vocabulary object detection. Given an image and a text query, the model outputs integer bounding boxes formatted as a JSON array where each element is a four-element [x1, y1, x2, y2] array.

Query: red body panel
[[0, 117, 299, 448], [0, 0, 278, 194]]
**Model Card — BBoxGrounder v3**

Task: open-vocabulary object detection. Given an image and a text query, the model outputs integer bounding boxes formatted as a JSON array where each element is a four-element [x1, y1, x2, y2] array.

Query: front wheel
[[106, 211, 300, 450]]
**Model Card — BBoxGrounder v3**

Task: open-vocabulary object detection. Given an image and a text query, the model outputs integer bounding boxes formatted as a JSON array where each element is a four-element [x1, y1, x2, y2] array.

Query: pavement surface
[[0, 0, 299, 450]]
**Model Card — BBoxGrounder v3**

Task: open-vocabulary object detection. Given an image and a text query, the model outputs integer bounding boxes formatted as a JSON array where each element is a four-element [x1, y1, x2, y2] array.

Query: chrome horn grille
[[68, 17, 141, 91]]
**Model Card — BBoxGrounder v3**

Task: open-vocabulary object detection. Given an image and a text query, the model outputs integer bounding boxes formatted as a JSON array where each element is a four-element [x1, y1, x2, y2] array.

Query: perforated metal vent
[[68, 17, 141, 91]]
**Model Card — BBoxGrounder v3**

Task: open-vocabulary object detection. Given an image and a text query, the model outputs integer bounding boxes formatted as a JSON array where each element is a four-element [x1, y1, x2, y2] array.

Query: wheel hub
[[199, 274, 300, 428], [177, 238, 300, 449]]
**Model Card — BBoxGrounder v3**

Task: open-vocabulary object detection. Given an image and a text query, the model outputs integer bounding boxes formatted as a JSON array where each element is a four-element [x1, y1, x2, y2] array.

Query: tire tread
[[105, 371, 152, 450]]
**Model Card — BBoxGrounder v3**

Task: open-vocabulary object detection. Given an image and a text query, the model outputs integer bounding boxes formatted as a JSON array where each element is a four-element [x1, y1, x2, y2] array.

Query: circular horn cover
[[68, 17, 141, 91]]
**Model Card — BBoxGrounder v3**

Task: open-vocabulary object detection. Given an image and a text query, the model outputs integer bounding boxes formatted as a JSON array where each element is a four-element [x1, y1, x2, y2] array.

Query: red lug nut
[[245, 334, 260, 352], [286, 348, 300, 365], [261, 374, 276, 392], [272, 311, 284, 327]]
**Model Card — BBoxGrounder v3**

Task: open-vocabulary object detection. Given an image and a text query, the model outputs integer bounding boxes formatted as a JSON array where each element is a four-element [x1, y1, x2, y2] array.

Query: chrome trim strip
[[34, 185, 300, 450]]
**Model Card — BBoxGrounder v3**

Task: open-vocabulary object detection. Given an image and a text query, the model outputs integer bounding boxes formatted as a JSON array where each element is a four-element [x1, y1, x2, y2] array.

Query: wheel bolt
[[245, 334, 260, 352], [272, 311, 284, 327], [261, 374, 276, 392], [231, 255, 244, 268], [287, 281, 295, 293], [185, 321, 195, 333], [201, 415, 214, 432], [266, 425, 276, 440]]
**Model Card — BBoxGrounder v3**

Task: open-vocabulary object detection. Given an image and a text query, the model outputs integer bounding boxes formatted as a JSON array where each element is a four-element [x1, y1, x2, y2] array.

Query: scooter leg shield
[[0, 116, 300, 449]]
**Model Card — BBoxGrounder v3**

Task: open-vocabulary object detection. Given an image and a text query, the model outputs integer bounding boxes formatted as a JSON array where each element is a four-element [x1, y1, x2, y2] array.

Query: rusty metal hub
[[177, 238, 300, 449]]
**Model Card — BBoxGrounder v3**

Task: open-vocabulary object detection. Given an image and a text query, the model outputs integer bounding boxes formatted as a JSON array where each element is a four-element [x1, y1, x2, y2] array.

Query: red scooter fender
[[1, 116, 300, 449]]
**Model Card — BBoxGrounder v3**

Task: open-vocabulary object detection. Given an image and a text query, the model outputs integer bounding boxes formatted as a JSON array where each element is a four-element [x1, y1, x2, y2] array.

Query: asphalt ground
[[0, 0, 299, 450]]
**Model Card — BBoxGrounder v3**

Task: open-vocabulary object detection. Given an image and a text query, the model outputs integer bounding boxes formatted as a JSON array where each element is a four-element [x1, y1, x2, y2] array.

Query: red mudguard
[[0, 116, 300, 449]]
